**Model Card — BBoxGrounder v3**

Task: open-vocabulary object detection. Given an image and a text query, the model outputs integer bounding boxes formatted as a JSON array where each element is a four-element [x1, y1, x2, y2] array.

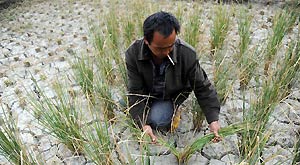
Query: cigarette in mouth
[[167, 54, 175, 65]]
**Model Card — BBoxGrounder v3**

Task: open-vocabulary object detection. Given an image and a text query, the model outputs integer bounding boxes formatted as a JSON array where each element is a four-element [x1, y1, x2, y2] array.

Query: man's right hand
[[142, 125, 157, 144], [209, 121, 222, 143]]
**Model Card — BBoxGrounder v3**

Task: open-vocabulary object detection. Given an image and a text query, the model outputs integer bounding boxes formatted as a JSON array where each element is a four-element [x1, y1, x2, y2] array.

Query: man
[[125, 11, 221, 143]]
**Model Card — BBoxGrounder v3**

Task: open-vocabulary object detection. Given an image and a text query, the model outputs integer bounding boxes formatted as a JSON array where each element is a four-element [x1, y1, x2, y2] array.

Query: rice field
[[0, 0, 299, 164]]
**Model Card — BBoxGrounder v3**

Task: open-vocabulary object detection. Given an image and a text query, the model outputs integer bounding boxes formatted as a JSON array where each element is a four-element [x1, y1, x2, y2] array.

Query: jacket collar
[[138, 40, 152, 60], [138, 38, 178, 64]]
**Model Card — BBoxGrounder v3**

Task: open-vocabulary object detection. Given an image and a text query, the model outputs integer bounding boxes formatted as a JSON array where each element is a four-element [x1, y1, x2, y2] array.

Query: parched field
[[0, 0, 299, 164]]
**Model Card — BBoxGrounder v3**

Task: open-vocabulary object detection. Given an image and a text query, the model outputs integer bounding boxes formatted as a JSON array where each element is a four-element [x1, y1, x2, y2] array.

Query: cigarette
[[167, 54, 175, 66]]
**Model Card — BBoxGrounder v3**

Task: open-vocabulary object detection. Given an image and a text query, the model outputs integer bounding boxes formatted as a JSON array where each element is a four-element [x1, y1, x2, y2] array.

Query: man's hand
[[209, 121, 221, 143], [142, 125, 157, 144]]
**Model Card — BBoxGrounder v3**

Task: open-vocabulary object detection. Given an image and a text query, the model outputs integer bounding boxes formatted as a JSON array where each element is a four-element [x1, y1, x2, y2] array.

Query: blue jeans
[[147, 100, 174, 129]]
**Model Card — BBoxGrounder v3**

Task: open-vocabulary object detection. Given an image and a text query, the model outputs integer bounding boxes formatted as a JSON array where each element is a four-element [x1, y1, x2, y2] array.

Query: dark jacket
[[125, 38, 220, 128]]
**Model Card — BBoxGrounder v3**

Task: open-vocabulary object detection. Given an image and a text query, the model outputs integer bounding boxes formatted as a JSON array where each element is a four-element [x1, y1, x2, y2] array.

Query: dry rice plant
[[0, 104, 40, 164], [27, 79, 84, 154], [263, 10, 297, 75]]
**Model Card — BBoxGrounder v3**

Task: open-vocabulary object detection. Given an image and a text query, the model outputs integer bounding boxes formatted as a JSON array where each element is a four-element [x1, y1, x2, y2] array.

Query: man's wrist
[[208, 119, 219, 124], [142, 124, 151, 130]]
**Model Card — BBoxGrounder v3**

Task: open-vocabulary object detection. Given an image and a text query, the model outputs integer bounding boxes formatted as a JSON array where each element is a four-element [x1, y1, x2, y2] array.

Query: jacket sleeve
[[125, 48, 148, 128], [189, 60, 220, 124]]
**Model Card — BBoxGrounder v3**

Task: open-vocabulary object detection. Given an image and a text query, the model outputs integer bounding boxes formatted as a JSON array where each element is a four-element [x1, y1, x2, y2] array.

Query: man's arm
[[190, 60, 221, 142], [189, 60, 220, 124], [125, 49, 148, 128]]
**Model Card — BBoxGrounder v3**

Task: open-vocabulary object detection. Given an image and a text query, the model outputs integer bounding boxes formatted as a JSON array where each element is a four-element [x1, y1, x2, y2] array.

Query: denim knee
[[148, 100, 174, 128]]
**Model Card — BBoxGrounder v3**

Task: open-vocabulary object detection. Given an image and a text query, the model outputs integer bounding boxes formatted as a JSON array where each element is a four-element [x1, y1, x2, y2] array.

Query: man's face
[[145, 29, 176, 59]]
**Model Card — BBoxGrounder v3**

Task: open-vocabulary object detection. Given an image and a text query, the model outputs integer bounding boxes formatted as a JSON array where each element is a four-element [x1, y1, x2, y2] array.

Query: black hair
[[143, 11, 180, 44]]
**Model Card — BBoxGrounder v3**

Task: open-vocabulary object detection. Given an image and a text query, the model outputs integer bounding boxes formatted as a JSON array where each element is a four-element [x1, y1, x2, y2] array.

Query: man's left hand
[[209, 120, 221, 143]]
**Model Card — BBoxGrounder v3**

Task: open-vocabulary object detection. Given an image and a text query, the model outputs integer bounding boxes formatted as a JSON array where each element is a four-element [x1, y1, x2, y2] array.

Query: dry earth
[[0, 0, 299, 164]]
